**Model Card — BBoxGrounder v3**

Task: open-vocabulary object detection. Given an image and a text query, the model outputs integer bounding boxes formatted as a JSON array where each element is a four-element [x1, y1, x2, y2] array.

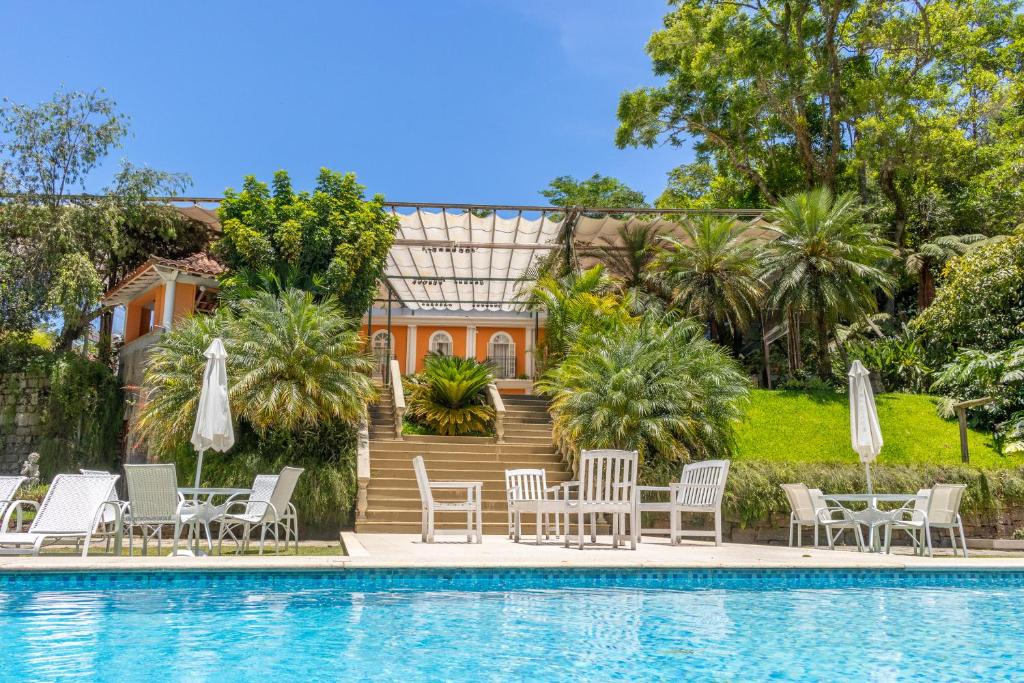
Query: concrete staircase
[[357, 394, 572, 534]]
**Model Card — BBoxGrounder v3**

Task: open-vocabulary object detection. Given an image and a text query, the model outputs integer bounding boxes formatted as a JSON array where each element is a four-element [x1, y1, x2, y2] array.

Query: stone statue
[[19, 451, 40, 487]]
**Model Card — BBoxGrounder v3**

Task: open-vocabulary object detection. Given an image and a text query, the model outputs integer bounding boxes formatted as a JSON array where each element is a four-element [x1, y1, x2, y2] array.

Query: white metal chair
[[216, 467, 304, 555], [123, 464, 198, 556], [781, 483, 865, 550], [885, 484, 968, 557], [413, 455, 482, 543], [561, 449, 639, 550], [0, 473, 121, 557], [637, 460, 731, 545], [81, 469, 122, 551], [0, 476, 26, 531], [505, 468, 562, 544]]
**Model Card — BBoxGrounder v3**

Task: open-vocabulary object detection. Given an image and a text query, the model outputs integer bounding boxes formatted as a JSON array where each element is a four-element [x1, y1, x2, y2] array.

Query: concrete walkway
[[1, 534, 1023, 571]]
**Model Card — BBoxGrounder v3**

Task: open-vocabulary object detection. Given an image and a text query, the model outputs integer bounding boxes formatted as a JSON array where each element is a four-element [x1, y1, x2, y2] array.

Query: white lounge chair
[[413, 455, 482, 543], [782, 483, 865, 550], [561, 449, 639, 550], [0, 473, 121, 556], [0, 476, 26, 531], [123, 464, 198, 556], [885, 484, 968, 557], [81, 469, 122, 551], [637, 459, 730, 545], [505, 468, 562, 544], [216, 467, 304, 555]]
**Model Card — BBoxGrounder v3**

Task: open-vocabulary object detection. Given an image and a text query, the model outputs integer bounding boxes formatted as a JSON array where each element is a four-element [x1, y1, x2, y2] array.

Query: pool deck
[[2, 533, 1024, 571]]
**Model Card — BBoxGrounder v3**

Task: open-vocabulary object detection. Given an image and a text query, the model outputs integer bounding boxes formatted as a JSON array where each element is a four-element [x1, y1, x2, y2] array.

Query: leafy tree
[[538, 315, 749, 479], [656, 215, 765, 339], [406, 355, 495, 436], [540, 173, 647, 210], [904, 233, 990, 310], [215, 168, 398, 318], [617, 0, 1024, 243], [761, 188, 895, 380], [139, 289, 377, 455]]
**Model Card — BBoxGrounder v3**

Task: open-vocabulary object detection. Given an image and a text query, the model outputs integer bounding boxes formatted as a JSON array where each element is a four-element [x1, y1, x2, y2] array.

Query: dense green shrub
[[841, 329, 932, 393], [723, 460, 1024, 529], [913, 229, 1024, 363], [405, 355, 494, 436]]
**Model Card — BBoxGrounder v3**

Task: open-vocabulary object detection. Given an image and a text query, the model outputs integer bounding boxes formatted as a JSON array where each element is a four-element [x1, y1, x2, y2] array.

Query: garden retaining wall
[[0, 372, 49, 475]]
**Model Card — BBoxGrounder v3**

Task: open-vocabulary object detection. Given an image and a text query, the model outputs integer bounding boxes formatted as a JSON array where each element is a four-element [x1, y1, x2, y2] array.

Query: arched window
[[487, 332, 516, 379], [428, 330, 453, 357], [371, 330, 394, 377]]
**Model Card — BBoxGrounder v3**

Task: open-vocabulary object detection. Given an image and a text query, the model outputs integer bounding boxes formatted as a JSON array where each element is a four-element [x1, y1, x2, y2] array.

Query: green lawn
[[735, 389, 1018, 469]]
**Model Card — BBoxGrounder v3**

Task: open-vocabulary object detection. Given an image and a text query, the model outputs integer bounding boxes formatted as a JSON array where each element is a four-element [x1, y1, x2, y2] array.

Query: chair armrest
[[1, 499, 38, 531], [816, 506, 855, 523]]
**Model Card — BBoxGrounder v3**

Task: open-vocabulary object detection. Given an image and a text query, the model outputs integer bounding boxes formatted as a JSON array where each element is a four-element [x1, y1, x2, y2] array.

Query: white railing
[[486, 383, 505, 444], [356, 417, 371, 522], [389, 359, 405, 441]]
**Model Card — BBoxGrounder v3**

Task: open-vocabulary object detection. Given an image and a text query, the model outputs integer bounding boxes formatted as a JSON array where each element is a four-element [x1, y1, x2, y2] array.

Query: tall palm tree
[[656, 215, 765, 341], [587, 222, 670, 304], [761, 188, 895, 380]]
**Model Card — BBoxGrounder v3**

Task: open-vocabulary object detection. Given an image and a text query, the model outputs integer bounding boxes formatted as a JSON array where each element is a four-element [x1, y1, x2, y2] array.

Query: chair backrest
[[80, 469, 119, 522], [30, 473, 118, 534], [412, 456, 432, 507], [927, 483, 967, 524], [124, 464, 180, 522], [244, 466, 305, 520], [808, 488, 827, 513], [676, 460, 730, 508], [505, 469, 547, 502], [781, 483, 816, 522], [0, 476, 26, 505], [578, 449, 638, 504]]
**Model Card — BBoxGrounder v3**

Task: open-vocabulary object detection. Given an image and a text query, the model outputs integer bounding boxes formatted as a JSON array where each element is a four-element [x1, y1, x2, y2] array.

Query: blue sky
[[1, 1, 689, 205]]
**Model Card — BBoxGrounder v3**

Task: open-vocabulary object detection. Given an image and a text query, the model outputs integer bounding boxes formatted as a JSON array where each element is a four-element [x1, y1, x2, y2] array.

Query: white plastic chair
[[81, 469, 122, 551], [637, 460, 731, 545], [123, 464, 198, 556], [561, 449, 639, 550], [505, 468, 562, 544], [216, 467, 304, 555], [782, 483, 865, 550], [0, 473, 121, 557], [413, 455, 482, 543], [0, 476, 26, 531], [885, 484, 968, 557]]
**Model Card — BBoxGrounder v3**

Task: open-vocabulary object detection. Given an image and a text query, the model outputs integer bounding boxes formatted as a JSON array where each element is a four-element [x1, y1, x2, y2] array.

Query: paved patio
[[2, 533, 1024, 571]]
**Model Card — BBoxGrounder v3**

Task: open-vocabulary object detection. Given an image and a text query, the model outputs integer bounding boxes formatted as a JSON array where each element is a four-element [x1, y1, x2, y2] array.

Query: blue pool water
[[1, 569, 1022, 682]]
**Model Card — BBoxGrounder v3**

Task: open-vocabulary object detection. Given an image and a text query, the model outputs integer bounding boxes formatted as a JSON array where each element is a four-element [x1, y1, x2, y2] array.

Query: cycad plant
[[139, 288, 377, 455], [538, 315, 749, 480], [406, 354, 495, 436], [656, 214, 765, 341], [761, 188, 895, 380]]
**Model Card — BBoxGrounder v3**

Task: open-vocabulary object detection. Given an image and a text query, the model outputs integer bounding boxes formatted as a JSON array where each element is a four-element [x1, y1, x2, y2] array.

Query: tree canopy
[[540, 173, 648, 209]]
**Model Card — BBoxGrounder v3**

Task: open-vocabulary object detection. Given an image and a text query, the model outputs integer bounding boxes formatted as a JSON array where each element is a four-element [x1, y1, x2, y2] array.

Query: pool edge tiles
[[2, 567, 1024, 591]]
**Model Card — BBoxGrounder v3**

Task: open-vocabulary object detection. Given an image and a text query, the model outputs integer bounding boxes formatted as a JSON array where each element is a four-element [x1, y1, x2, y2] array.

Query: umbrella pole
[[865, 462, 874, 495], [194, 450, 205, 500]]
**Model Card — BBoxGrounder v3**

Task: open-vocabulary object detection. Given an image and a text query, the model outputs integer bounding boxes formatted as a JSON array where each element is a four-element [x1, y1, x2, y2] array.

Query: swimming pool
[[1, 568, 1022, 682]]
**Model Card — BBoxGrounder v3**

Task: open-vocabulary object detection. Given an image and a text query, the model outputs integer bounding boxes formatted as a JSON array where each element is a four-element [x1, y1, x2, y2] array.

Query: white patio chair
[[413, 455, 482, 543], [505, 468, 562, 544], [123, 464, 198, 556], [561, 449, 639, 550], [81, 469, 122, 551], [885, 484, 968, 557], [637, 460, 730, 545], [216, 467, 304, 555], [0, 473, 121, 557], [781, 483, 864, 551], [0, 476, 26, 532]]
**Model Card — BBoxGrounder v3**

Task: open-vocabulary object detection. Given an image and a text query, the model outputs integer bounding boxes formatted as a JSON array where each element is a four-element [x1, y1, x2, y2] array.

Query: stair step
[[370, 442, 557, 456]]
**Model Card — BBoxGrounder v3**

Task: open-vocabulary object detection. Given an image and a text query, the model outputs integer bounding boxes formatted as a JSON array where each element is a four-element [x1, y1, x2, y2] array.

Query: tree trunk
[[97, 309, 114, 365], [786, 309, 802, 374], [815, 310, 832, 380], [918, 266, 936, 310]]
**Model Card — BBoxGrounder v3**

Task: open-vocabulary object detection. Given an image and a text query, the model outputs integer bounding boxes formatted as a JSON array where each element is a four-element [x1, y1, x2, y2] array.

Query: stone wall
[[0, 373, 49, 475]]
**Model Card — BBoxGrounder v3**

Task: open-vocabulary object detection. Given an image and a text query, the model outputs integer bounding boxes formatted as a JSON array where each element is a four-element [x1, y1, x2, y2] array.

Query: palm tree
[[139, 288, 377, 454], [904, 233, 988, 309], [406, 354, 495, 436], [656, 215, 765, 342], [761, 188, 895, 380], [586, 222, 670, 304], [537, 315, 749, 477]]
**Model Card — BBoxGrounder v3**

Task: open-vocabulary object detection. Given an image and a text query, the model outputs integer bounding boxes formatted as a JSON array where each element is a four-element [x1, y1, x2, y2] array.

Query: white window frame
[[486, 332, 516, 378], [428, 330, 454, 357]]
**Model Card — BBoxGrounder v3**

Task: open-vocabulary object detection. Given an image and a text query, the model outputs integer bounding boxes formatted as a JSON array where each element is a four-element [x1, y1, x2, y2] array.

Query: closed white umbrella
[[849, 360, 883, 493], [190, 338, 234, 491]]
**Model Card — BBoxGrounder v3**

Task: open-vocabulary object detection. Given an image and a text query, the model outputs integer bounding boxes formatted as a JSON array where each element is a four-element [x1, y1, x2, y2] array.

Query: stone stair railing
[[389, 359, 405, 441], [356, 417, 371, 522], [486, 383, 506, 444]]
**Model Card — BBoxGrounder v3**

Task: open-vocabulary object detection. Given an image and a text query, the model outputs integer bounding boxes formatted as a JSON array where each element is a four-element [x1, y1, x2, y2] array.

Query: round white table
[[823, 493, 927, 552], [177, 487, 251, 554]]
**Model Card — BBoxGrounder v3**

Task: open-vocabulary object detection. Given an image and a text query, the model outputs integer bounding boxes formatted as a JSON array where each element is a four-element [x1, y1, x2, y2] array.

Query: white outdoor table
[[823, 493, 927, 552], [177, 487, 251, 553]]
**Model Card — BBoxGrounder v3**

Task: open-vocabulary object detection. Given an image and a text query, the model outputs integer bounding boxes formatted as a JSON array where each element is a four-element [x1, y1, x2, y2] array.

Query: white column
[[526, 324, 536, 381], [466, 325, 477, 359], [406, 324, 417, 374], [159, 269, 179, 330]]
